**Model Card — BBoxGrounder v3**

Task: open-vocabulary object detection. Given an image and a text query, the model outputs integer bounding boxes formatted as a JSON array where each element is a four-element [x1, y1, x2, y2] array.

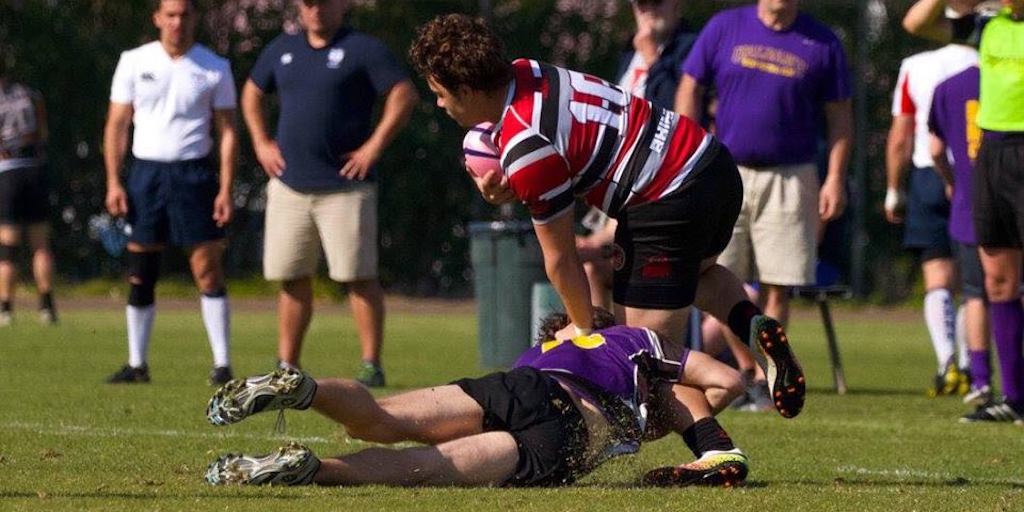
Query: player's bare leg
[[26, 223, 56, 324], [678, 351, 744, 413], [348, 278, 385, 386], [314, 431, 518, 486], [190, 240, 231, 383], [0, 225, 20, 324], [278, 276, 313, 366], [642, 384, 748, 487], [313, 380, 484, 445]]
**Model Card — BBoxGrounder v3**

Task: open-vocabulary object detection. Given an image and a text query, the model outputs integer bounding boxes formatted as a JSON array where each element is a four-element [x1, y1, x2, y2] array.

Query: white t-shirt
[[110, 41, 236, 162], [891, 44, 977, 169], [618, 51, 650, 99]]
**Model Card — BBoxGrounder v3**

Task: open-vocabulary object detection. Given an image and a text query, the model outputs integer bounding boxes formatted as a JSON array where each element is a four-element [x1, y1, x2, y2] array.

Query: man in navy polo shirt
[[241, 0, 418, 387]]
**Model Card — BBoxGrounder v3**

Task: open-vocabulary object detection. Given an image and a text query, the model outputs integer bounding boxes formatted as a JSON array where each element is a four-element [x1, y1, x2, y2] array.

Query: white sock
[[923, 289, 956, 374], [201, 294, 231, 368], [126, 305, 155, 368], [955, 303, 969, 370]]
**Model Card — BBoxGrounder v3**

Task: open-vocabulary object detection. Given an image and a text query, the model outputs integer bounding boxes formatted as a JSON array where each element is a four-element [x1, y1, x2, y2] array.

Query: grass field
[[1, 300, 1022, 511]]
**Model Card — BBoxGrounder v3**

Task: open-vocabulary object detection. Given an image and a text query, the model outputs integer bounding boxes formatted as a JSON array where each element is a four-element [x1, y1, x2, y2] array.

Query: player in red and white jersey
[[410, 14, 806, 420], [497, 58, 713, 223]]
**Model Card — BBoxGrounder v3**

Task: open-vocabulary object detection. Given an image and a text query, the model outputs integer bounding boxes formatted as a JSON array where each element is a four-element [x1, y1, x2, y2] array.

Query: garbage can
[[469, 221, 548, 367]]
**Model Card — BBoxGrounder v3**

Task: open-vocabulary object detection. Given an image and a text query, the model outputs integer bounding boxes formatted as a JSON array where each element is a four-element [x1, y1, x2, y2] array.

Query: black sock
[[727, 300, 762, 346], [1, 301, 11, 313], [39, 292, 54, 311], [682, 417, 735, 457]]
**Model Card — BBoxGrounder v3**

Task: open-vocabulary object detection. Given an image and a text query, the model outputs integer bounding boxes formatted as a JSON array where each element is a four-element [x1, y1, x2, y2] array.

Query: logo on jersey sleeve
[[281, 53, 293, 65]]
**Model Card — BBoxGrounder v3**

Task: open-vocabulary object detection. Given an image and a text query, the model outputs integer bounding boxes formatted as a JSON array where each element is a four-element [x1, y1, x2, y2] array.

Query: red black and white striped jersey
[[495, 59, 714, 224]]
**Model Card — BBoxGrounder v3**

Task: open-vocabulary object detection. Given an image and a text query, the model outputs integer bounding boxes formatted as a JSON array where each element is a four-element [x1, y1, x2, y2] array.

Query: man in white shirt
[[102, 0, 238, 385]]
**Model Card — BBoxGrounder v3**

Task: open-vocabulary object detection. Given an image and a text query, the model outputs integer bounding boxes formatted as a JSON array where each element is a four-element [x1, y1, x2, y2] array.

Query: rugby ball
[[463, 122, 501, 178]]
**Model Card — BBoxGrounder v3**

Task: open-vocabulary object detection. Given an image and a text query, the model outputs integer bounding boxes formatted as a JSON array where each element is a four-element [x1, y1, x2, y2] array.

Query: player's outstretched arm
[[903, 0, 954, 42]]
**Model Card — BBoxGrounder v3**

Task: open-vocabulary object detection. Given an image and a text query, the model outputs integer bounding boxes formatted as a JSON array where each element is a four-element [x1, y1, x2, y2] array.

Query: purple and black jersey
[[929, 66, 980, 244], [513, 325, 683, 445]]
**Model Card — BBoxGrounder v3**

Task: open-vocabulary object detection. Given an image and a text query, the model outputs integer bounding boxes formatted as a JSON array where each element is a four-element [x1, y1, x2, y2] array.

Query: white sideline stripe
[[837, 465, 1024, 486], [0, 421, 358, 446]]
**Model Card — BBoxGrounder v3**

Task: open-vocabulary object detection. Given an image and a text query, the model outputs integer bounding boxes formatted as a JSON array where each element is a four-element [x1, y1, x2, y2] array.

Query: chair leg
[[818, 298, 848, 395]]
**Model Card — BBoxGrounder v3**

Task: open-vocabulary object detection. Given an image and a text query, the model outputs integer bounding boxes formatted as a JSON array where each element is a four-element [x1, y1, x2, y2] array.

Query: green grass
[[1, 305, 1022, 511]]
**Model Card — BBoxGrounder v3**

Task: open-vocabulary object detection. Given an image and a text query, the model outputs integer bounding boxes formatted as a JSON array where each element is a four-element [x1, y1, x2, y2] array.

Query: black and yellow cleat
[[642, 449, 749, 488], [752, 315, 805, 418]]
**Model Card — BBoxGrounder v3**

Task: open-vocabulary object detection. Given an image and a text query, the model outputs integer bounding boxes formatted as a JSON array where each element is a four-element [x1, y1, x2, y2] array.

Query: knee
[[721, 367, 745, 403], [127, 252, 161, 307], [984, 274, 1018, 302]]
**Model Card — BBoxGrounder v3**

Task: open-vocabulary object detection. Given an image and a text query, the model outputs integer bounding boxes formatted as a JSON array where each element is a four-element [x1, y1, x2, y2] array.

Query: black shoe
[[209, 366, 233, 386], [751, 315, 805, 418], [959, 398, 1024, 425], [107, 364, 150, 384]]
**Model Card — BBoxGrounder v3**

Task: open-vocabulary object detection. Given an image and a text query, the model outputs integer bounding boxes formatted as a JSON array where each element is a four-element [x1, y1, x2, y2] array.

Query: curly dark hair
[[535, 307, 618, 344], [408, 14, 513, 93]]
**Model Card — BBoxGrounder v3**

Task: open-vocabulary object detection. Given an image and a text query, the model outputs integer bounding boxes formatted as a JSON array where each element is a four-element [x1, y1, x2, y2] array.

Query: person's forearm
[[546, 254, 595, 332], [363, 81, 418, 154], [674, 76, 703, 121], [826, 133, 851, 185], [930, 136, 955, 186], [885, 128, 911, 190], [218, 123, 237, 194], [103, 123, 129, 186], [825, 100, 853, 184], [241, 83, 272, 146], [903, 0, 950, 42]]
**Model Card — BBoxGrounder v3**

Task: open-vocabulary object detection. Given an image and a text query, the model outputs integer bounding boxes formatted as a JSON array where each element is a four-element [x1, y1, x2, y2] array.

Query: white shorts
[[263, 179, 378, 282], [717, 163, 818, 287]]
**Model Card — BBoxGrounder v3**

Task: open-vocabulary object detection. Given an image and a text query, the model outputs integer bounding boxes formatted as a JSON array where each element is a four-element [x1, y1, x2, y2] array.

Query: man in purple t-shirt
[[202, 314, 751, 488], [676, 0, 852, 401], [928, 65, 993, 409]]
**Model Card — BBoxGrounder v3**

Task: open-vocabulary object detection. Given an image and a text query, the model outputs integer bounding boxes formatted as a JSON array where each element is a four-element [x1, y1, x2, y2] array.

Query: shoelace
[[274, 409, 287, 435]]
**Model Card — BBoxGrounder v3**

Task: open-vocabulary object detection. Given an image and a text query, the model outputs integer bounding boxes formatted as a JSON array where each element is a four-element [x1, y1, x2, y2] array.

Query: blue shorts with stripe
[[126, 157, 224, 247]]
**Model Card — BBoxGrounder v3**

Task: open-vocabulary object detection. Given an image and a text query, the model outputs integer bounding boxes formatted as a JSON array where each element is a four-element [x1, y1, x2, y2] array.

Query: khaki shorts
[[263, 179, 378, 282], [717, 163, 818, 286]]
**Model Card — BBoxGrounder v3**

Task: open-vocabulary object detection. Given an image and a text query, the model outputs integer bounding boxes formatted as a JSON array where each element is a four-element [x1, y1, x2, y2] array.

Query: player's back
[[514, 325, 666, 401], [496, 59, 713, 223], [892, 45, 978, 168]]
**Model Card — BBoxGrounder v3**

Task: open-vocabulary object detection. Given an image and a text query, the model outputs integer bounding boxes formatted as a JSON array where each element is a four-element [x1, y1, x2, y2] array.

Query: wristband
[[884, 187, 904, 211], [573, 325, 592, 337]]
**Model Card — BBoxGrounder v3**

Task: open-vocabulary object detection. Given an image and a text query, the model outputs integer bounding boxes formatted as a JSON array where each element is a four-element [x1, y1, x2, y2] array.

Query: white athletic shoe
[[207, 368, 317, 426], [206, 443, 320, 486]]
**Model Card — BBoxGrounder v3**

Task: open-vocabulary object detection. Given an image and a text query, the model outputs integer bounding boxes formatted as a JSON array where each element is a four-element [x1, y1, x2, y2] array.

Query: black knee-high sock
[[39, 292, 54, 311], [727, 300, 762, 346], [681, 417, 736, 457]]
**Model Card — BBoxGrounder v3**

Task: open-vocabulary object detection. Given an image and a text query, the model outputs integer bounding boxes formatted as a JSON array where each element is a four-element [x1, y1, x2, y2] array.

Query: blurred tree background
[[0, 0, 942, 301]]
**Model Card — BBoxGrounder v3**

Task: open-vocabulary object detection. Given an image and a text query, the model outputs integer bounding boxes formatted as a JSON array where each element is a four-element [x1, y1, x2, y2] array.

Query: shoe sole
[[753, 316, 805, 419], [207, 370, 306, 426], [643, 461, 748, 487]]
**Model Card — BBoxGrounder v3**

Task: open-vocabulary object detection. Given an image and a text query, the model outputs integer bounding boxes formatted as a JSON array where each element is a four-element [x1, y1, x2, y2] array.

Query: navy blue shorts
[[126, 158, 224, 247], [953, 241, 985, 300], [904, 166, 952, 255]]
